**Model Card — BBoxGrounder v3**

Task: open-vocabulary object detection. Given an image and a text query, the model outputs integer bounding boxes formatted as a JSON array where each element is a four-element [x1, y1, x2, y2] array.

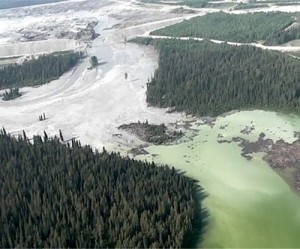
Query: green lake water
[[137, 110, 300, 248]]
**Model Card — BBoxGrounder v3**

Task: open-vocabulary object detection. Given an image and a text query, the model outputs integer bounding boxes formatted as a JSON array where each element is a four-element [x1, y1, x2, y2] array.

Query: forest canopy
[[132, 37, 300, 116], [0, 51, 83, 90], [139, 0, 221, 8], [151, 12, 300, 45], [0, 130, 206, 248]]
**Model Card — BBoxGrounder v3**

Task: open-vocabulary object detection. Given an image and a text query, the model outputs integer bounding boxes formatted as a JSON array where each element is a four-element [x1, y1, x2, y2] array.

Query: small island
[[119, 121, 183, 145]]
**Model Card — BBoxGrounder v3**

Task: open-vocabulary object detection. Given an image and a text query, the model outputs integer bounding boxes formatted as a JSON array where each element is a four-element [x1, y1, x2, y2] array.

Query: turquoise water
[[138, 111, 300, 248]]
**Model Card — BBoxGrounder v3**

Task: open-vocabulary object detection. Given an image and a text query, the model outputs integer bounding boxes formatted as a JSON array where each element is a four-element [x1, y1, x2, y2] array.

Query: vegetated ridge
[[232, 2, 269, 10], [0, 129, 206, 248], [140, 0, 224, 8], [0, 51, 83, 90], [151, 12, 300, 45], [132, 37, 300, 116]]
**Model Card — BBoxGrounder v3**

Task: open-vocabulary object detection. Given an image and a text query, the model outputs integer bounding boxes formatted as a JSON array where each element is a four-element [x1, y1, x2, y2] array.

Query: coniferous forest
[[0, 51, 83, 90], [0, 130, 206, 248], [2, 87, 21, 101], [132, 38, 300, 116], [140, 0, 219, 8], [151, 12, 300, 45]]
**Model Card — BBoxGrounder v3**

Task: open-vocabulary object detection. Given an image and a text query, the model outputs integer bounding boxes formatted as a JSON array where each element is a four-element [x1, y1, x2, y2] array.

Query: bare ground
[[0, 0, 197, 151]]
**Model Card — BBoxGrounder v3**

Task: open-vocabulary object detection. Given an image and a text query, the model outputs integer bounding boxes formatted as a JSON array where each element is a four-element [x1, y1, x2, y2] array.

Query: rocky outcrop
[[20, 21, 99, 42], [55, 21, 99, 41], [22, 31, 49, 41], [56, 28, 99, 41]]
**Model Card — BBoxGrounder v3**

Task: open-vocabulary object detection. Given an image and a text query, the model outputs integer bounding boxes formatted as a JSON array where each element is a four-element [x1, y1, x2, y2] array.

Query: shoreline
[[2, 1, 300, 248]]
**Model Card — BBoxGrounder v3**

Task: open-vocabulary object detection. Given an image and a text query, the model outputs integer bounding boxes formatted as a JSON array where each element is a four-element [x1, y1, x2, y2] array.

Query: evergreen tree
[[0, 51, 83, 89], [132, 38, 300, 116], [90, 56, 98, 68], [0, 129, 206, 248], [151, 12, 300, 45]]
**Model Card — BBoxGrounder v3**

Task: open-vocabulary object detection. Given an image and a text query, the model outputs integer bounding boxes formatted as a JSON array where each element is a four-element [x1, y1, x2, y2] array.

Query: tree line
[[0, 51, 83, 90], [151, 12, 300, 45], [132, 37, 300, 116], [233, 3, 269, 10], [0, 129, 206, 248], [139, 0, 211, 8], [2, 87, 21, 101]]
